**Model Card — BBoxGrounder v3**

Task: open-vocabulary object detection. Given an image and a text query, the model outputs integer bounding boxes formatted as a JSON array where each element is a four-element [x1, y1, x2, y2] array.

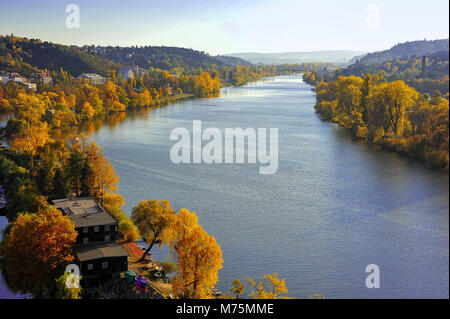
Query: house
[[23, 82, 37, 91], [30, 73, 53, 86], [52, 197, 129, 280], [0, 72, 25, 84], [77, 73, 107, 85], [119, 68, 134, 80], [74, 242, 129, 279]]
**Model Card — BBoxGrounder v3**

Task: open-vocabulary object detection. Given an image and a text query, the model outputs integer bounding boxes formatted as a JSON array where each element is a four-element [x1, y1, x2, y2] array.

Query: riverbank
[[303, 73, 449, 170], [77, 75, 448, 298], [1, 75, 448, 298]]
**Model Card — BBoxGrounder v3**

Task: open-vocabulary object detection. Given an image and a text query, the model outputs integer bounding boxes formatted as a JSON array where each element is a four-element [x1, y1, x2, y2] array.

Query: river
[[1, 75, 449, 298]]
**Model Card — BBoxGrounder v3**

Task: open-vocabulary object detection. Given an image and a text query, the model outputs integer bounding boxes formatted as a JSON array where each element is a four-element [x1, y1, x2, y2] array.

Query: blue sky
[[0, 0, 448, 54]]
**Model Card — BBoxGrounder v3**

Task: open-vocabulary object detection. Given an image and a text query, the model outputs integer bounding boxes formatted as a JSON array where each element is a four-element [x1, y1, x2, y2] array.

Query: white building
[[23, 82, 37, 91], [30, 73, 53, 86], [119, 68, 135, 80], [77, 73, 107, 85], [1, 72, 25, 84]]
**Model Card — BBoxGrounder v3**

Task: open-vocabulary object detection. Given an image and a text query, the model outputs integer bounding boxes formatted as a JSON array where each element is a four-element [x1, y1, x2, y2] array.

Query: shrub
[[354, 126, 367, 139], [118, 218, 140, 242], [159, 261, 177, 274]]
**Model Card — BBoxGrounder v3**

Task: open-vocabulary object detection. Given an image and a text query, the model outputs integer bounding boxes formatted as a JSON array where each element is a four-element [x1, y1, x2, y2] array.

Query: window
[[87, 264, 93, 270], [105, 225, 110, 231], [83, 237, 89, 244], [102, 262, 108, 269], [94, 226, 99, 232], [105, 235, 110, 242], [83, 227, 88, 233]]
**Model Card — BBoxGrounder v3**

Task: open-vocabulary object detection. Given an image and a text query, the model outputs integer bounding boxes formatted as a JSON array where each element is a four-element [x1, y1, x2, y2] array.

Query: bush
[[159, 261, 177, 274], [106, 206, 140, 242], [118, 218, 140, 242], [355, 126, 368, 139], [425, 150, 449, 169], [315, 101, 335, 120]]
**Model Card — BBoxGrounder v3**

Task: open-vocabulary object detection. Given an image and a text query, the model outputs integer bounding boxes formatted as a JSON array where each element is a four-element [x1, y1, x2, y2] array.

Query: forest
[[340, 50, 449, 94], [0, 35, 120, 76], [303, 70, 449, 169]]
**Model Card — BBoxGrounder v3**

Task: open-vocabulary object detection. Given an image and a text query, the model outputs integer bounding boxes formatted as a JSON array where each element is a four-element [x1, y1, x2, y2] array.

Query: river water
[[1, 75, 448, 298]]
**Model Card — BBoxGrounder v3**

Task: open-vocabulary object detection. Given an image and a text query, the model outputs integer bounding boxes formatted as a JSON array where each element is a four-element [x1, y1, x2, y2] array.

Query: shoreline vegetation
[[302, 70, 449, 170], [0, 58, 298, 298]]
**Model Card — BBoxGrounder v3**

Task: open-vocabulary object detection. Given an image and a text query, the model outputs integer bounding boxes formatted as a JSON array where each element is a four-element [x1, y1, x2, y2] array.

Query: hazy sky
[[0, 0, 448, 55]]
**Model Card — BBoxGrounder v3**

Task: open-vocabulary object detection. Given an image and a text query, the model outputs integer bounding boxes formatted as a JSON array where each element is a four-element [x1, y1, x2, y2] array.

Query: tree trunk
[[139, 238, 156, 262]]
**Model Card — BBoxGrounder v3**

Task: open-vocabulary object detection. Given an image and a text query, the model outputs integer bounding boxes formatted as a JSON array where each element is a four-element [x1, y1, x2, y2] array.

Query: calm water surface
[[1, 75, 448, 298]]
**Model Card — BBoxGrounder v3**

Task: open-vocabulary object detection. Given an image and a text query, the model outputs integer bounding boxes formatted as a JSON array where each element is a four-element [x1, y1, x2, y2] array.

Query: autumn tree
[[66, 139, 88, 197], [246, 273, 290, 299], [172, 225, 223, 299], [131, 199, 176, 261], [231, 279, 245, 299], [85, 142, 119, 206], [361, 73, 373, 122], [9, 122, 50, 165], [370, 81, 418, 136], [80, 101, 95, 120], [165, 208, 199, 251], [0, 197, 77, 296]]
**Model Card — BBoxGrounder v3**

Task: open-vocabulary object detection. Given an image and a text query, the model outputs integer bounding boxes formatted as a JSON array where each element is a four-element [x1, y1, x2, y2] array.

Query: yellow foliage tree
[[172, 225, 223, 299], [231, 279, 245, 299], [80, 101, 95, 120], [85, 142, 119, 206], [164, 208, 198, 250], [131, 199, 176, 261], [246, 273, 290, 299]]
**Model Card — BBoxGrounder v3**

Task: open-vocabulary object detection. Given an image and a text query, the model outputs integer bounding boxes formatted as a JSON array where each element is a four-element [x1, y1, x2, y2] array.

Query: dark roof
[[74, 242, 129, 262], [70, 211, 117, 228], [51, 197, 117, 228]]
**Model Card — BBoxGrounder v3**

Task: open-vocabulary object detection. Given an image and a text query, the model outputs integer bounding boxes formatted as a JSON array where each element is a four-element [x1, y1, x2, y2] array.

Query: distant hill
[[357, 39, 449, 65], [225, 51, 365, 65], [0, 34, 120, 77], [83, 45, 231, 72], [215, 55, 252, 66], [340, 39, 449, 94], [0, 35, 248, 78]]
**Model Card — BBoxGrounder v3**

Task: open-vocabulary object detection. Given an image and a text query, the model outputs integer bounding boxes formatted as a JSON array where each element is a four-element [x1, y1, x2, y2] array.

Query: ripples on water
[[89, 76, 449, 298], [1, 75, 448, 299]]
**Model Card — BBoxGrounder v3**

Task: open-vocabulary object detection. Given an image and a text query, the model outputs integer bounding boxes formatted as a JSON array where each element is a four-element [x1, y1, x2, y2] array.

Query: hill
[[340, 39, 449, 94], [83, 45, 231, 72], [357, 39, 449, 65], [0, 34, 120, 77], [0, 35, 248, 78], [214, 55, 252, 66], [225, 50, 365, 65]]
